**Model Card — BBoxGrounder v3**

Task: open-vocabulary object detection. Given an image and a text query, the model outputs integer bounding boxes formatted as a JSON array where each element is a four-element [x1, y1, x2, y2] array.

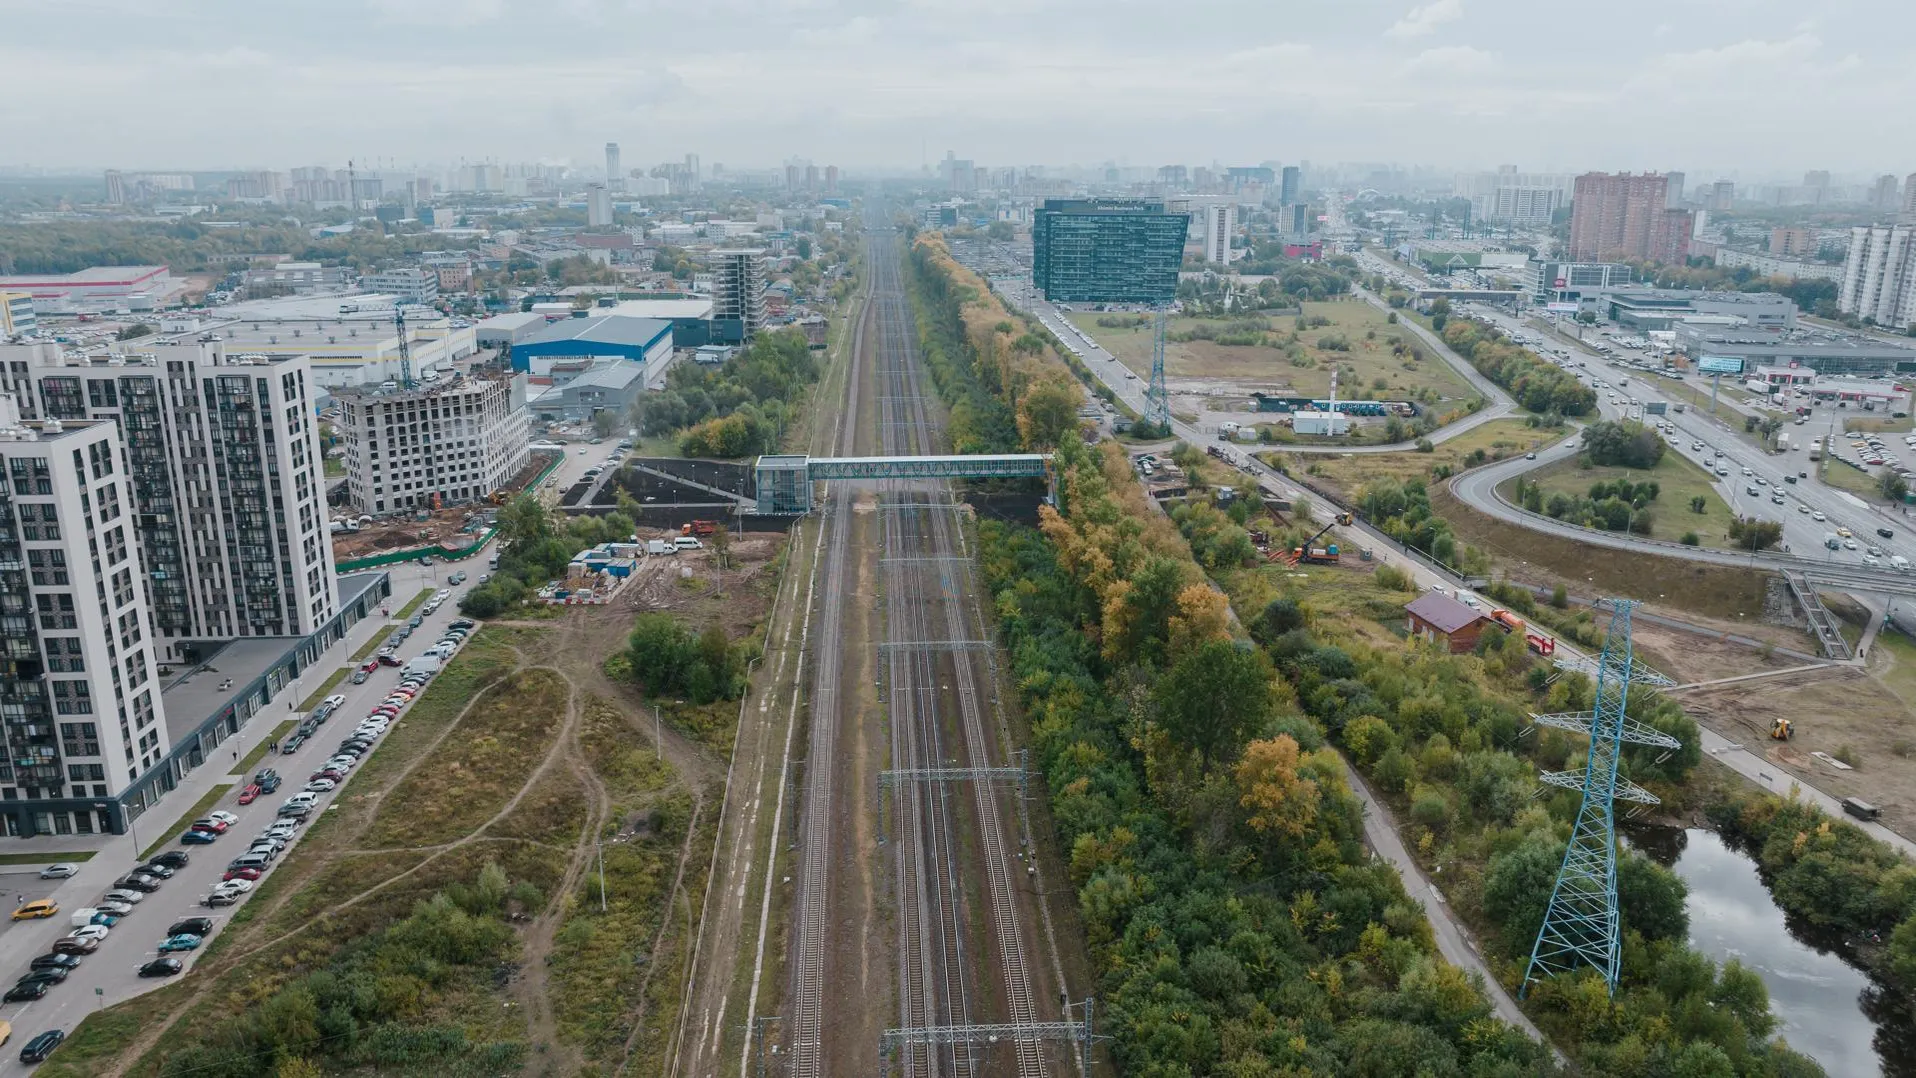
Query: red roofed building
[[1404, 592, 1490, 654]]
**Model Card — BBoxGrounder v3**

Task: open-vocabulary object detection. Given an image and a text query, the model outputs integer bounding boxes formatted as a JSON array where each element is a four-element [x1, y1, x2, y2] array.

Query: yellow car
[[11, 900, 58, 921], [1836, 527, 1853, 539]]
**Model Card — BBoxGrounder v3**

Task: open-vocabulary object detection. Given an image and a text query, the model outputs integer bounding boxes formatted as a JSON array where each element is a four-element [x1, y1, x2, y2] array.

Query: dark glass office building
[[1031, 199, 1185, 303]]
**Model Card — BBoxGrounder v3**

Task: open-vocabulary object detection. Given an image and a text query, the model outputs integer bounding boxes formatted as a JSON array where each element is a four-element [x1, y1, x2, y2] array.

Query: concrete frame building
[[1, 293, 34, 338], [0, 341, 339, 660], [334, 372, 530, 514], [1197, 203, 1235, 264], [587, 184, 613, 227], [1840, 225, 1916, 331], [711, 249, 768, 339]]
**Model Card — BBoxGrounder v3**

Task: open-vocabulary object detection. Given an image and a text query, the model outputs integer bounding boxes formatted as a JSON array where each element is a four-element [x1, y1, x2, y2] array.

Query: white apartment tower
[[335, 372, 530, 514], [711, 249, 767, 339], [605, 142, 622, 192], [0, 342, 339, 661], [0, 395, 168, 834], [1840, 226, 1916, 332], [1198, 203, 1234, 265]]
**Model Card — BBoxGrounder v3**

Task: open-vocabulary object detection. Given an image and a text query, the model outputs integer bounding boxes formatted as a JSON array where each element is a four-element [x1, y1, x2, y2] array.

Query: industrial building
[[1676, 325, 1916, 376], [527, 358, 648, 424], [1604, 290, 1795, 331], [605, 297, 722, 346], [249, 261, 352, 294], [0, 266, 178, 313], [192, 303, 475, 387], [474, 311, 550, 349], [710, 249, 767, 339], [1527, 261, 1636, 307], [363, 267, 440, 306], [1031, 199, 1186, 303], [0, 340, 339, 657], [511, 314, 678, 387], [334, 371, 530, 514]]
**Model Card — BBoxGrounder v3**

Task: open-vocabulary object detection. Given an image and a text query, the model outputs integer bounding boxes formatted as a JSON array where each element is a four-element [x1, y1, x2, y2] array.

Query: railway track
[[869, 231, 1048, 1078]]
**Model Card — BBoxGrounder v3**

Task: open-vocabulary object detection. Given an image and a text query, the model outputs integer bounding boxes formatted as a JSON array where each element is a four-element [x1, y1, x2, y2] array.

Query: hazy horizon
[[2, 0, 1909, 177]]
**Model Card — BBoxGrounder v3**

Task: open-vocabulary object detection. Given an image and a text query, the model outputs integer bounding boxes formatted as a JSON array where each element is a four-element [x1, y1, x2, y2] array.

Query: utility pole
[[596, 840, 607, 912]]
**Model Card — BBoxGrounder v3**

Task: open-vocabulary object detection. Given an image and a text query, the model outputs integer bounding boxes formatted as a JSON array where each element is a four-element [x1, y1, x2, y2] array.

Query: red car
[[236, 784, 262, 805], [310, 769, 345, 783], [222, 867, 264, 882], [358, 658, 381, 675], [190, 818, 229, 834], [376, 654, 402, 667]]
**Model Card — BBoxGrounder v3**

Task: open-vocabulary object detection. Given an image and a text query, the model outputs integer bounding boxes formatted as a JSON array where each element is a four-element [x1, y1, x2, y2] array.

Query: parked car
[[113, 875, 161, 893], [3, 983, 48, 1003], [237, 784, 262, 805], [180, 829, 218, 845], [200, 892, 239, 908], [304, 778, 337, 793], [27, 955, 81, 972], [50, 938, 98, 957], [138, 958, 183, 978], [16, 967, 69, 986], [65, 925, 109, 942], [19, 1029, 65, 1063], [38, 863, 77, 880], [208, 811, 238, 826], [281, 733, 307, 754], [189, 818, 228, 834], [222, 867, 264, 883], [157, 934, 202, 953], [101, 890, 144, 906], [137, 862, 175, 879]]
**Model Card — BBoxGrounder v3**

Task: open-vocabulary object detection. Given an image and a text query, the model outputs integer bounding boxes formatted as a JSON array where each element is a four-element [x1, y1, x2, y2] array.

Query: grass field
[[1066, 300, 1480, 406], [393, 585, 434, 619], [1505, 450, 1740, 549], [294, 667, 349, 711], [138, 783, 235, 860], [1822, 457, 1893, 504], [349, 624, 395, 663], [0, 850, 95, 866], [1281, 418, 1555, 499]]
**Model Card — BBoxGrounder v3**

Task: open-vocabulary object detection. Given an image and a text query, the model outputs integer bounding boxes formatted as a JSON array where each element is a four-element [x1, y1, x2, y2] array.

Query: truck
[[681, 520, 718, 537], [646, 539, 675, 556], [1893, 555, 1911, 572], [400, 655, 442, 677], [1809, 438, 1823, 461], [1775, 432, 1791, 453]]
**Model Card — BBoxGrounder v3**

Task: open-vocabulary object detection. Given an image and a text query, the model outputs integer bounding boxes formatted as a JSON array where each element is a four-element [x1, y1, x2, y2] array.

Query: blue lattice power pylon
[[1521, 599, 1679, 997], [1146, 309, 1169, 428]]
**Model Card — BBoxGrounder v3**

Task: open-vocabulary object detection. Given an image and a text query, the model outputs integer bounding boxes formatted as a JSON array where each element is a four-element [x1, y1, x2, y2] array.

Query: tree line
[[1442, 320, 1597, 416], [628, 328, 820, 459]]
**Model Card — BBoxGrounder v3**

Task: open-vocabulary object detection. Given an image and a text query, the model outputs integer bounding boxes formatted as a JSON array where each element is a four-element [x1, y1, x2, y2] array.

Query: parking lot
[[0, 570, 482, 1073]]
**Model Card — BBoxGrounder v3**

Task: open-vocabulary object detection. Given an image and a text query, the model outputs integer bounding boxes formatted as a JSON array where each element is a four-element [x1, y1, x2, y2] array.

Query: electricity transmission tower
[[1522, 599, 1679, 996], [1146, 309, 1169, 428]]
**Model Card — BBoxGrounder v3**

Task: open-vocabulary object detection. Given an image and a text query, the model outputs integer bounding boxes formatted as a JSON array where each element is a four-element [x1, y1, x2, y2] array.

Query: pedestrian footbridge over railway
[[753, 453, 1052, 513]]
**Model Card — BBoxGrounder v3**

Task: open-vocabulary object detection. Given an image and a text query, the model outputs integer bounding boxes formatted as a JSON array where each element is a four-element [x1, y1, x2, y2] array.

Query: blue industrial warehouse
[[510, 314, 678, 387]]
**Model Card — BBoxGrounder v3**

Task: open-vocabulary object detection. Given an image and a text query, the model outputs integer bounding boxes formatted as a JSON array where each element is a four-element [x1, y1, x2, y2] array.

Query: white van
[[673, 536, 703, 551], [646, 539, 675, 556]]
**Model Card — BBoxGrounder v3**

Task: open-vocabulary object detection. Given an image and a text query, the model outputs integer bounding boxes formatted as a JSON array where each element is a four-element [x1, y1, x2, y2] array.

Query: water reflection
[[1631, 825, 1893, 1078]]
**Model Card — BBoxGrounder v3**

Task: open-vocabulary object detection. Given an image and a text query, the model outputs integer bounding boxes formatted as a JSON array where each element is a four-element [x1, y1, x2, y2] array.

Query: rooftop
[[1405, 592, 1487, 634], [606, 298, 715, 320], [159, 638, 295, 746], [0, 266, 168, 286], [517, 314, 673, 350]]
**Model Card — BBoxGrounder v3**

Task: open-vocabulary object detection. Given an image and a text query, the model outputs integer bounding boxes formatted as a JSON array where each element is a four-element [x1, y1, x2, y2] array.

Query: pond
[[1630, 825, 1912, 1078]]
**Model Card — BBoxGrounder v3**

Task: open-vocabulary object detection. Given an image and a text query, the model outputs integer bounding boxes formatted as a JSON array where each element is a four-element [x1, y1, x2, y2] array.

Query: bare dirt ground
[[1629, 620, 1802, 686], [331, 505, 493, 559]]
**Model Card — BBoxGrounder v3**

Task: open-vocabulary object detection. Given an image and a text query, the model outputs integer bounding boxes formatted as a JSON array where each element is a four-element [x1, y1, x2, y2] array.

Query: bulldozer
[[1770, 716, 1794, 741]]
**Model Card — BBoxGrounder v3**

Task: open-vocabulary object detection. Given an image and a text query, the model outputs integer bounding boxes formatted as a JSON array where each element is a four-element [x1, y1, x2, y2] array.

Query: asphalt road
[[0, 570, 499, 1072]]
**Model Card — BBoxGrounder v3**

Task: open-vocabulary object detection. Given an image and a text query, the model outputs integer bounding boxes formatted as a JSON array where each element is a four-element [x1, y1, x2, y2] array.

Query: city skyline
[[1, 0, 1909, 173]]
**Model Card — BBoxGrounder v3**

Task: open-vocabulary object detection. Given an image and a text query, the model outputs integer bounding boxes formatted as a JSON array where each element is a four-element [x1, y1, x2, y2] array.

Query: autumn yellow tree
[[1236, 735, 1322, 840]]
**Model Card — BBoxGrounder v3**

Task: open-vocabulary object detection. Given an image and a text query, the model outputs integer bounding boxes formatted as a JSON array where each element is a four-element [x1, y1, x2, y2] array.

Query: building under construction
[[334, 370, 531, 514]]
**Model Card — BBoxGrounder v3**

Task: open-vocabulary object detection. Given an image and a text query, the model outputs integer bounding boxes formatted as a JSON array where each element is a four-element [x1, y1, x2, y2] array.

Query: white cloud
[[1385, 0, 1462, 39]]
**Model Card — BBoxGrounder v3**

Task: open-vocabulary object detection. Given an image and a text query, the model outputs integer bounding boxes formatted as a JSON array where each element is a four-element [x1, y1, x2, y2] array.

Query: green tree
[[1017, 380, 1082, 450], [1881, 471, 1909, 502], [1727, 515, 1783, 552], [1154, 640, 1272, 772], [1689, 495, 1707, 513], [1580, 420, 1666, 468]]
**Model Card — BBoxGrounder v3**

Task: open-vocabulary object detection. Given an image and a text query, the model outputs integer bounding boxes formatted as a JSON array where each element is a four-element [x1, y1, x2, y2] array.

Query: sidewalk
[[0, 572, 413, 922]]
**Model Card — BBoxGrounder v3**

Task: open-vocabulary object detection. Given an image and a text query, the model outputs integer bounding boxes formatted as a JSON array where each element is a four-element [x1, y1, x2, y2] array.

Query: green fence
[[336, 525, 498, 572]]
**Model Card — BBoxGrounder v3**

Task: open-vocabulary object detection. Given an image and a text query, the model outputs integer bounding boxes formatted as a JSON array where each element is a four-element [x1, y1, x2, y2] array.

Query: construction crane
[[1275, 514, 1353, 566], [395, 305, 414, 389]]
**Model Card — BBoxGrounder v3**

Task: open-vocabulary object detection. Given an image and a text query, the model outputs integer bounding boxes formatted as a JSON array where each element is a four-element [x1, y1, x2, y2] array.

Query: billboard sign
[[1545, 302, 1580, 313], [1698, 355, 1744, 375]]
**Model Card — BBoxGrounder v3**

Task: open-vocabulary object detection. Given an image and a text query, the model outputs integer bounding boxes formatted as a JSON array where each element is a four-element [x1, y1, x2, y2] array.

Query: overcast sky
[[2, 0, 1909, 178]]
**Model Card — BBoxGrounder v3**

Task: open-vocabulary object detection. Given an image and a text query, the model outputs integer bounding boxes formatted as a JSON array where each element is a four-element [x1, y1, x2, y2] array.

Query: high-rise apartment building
[[0, 342, 338, 658], [1840, 226, 1916, 331], [1707, 181, 1736, 212], [586, 184, 613, 227], [1197, 203, 1235, 264], [1280, 166, 1301, 205], [1665, 172, 1686, 204], [1651, 208, 1695, 264], [335, 372, 530, 514], [1569, 172, 1672, 261], [1874, 175, 1900, 213], [605, 142, 622, 192], [0, 395, 168, 833], [1031, 199, 1186, 303], [1770, 227, 1815, 257], [103, 170, 125, 205], [824, 165, 839, 195], [0, 293, 33, 338], [711, 249, 767, 339], [1903, 173, 1916, 224]]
